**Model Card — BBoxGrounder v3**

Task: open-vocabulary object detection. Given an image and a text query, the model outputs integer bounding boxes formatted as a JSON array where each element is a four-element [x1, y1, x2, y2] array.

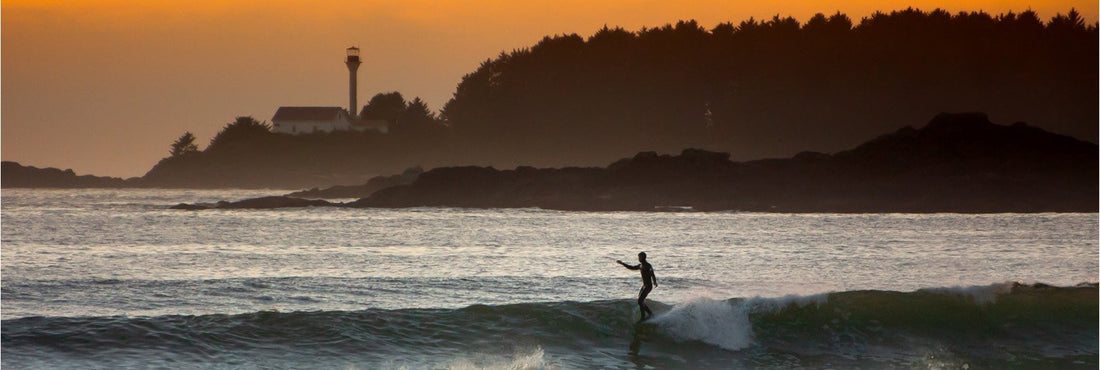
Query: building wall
[[351, 119, 390, 134], [272, 118, 352, 134]]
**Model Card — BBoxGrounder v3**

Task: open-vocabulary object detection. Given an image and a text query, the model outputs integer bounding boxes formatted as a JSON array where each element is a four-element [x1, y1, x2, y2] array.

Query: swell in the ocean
[[3, 283, 1096, 369]]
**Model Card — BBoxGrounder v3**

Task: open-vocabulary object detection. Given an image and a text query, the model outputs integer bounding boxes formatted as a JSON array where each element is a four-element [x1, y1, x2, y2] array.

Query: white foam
[[374, 347, 554, 370], [445, 347, 554, 370], [502, 347, 551, 370], [649, 297, 754, 351]]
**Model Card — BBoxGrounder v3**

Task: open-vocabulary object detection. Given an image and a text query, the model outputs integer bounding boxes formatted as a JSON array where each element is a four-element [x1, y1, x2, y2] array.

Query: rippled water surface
[[1, 189, 1096, 368]]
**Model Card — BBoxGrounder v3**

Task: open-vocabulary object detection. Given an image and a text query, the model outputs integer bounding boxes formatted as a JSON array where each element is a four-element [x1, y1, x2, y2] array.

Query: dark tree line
[[441, 8, 1097, 167], [145, 8, 1097, 188], [359, 92, 447, 136]]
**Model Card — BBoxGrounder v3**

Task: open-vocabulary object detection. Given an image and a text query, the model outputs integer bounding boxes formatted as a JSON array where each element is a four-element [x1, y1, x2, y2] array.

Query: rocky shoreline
[[171, 113, 1098, 213]]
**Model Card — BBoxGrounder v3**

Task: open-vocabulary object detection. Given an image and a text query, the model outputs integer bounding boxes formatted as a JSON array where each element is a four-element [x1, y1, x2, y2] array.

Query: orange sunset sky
[[3, 0, 1097, 178]]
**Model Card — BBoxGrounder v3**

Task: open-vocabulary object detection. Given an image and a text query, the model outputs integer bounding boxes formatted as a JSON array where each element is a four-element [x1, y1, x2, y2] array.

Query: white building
[[270, 47, 390, 135], [271, 106, 353, 134], [270, 107, 390, 134]]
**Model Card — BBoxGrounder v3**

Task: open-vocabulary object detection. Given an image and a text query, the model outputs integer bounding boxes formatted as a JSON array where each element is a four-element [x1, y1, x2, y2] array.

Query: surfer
[[617, 252, 658, 319]]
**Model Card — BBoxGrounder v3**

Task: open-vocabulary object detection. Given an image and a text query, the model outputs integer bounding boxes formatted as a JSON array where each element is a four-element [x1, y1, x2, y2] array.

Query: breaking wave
[[3, 282, 1096, 368]]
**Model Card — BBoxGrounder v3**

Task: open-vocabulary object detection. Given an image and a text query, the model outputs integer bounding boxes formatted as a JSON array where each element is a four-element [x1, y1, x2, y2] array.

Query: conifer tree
[[169, 132, 199, 157]]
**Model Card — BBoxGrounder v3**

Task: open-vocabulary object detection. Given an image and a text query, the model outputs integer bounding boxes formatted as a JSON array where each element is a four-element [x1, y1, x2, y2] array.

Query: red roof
[[272, 107, 347, 121]]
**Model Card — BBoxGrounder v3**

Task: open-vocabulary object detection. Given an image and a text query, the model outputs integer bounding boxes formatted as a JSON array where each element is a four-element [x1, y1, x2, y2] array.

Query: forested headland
[[171, 113, 1099, 212], [8, 8, 1096, 189], [440, 8, 1096, 168]]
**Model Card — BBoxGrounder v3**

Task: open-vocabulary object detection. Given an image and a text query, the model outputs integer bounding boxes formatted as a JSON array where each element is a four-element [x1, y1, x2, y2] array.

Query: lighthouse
[[346, 46, 361, 118], [270, 46, 388, 135]]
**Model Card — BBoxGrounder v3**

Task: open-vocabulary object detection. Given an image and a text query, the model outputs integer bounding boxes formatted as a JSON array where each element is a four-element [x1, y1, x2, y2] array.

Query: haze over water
[[3, 0, 1098, 367], [3, 0, 1097, 177]]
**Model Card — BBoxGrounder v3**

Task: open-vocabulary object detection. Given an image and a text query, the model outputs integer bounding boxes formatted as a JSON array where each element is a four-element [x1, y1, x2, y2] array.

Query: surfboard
[[632, 304, 668, 324]]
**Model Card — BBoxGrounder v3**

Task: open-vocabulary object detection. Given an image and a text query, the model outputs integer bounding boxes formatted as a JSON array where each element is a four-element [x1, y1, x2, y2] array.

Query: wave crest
[[649, 297, 753, 350], [2, 283, 1095, 368]]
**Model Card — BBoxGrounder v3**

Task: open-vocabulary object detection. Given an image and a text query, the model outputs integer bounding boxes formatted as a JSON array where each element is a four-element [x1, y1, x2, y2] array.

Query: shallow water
[[2, 189, 1096, 368]]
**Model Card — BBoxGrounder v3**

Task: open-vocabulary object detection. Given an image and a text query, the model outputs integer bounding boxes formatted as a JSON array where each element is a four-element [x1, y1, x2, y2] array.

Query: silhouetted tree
[[438, 8, 1097, 168], [359, 92, 407, 122], [207, 116, 271, 150], [1049, 8, 1087, 31], [400, 97, 437, 127], [169, 132, 199, 157]]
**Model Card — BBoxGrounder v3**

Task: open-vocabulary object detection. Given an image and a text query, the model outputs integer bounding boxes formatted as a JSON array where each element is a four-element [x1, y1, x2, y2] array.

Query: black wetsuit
[[621, 260, 657, 318]]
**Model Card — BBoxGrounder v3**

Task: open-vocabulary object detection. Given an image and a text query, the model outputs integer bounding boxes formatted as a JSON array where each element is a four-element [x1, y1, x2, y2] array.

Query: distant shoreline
[[8, 113, 1098, 213], [160, 113, 1098, 213]]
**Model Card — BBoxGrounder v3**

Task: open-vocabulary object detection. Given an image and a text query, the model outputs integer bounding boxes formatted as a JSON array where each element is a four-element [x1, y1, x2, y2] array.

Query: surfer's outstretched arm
[[616, 260, 640, 270]]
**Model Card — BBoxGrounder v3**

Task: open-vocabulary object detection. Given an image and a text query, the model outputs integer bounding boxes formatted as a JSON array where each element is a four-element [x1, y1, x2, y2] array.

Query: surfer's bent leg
[[638, 286, 653, 317]]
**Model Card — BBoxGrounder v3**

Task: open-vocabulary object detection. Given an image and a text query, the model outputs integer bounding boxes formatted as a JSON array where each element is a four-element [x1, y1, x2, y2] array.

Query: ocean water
[[1, 189, 1097, 368]]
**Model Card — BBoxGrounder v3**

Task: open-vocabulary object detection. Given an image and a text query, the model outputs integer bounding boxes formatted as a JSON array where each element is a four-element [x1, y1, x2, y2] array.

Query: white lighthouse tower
[[346, 46, 361, 118], [270, 46, 388, 135]]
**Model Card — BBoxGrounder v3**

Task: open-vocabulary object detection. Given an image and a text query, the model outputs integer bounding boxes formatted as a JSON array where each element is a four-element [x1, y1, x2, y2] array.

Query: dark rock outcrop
[[286, 167, 422, 199], [171, 113, 1098, 212], [352, 113, 1098, 213], [171, 196, 335, 210], [348, 166, 607, 210]]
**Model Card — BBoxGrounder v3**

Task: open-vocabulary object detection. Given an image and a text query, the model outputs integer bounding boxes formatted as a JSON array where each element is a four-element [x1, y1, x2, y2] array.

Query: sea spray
[[374, 347, 555, 370], [648, 297, 754, 350], [646, 292, 830, 351], [440, 347, 556, 370]]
